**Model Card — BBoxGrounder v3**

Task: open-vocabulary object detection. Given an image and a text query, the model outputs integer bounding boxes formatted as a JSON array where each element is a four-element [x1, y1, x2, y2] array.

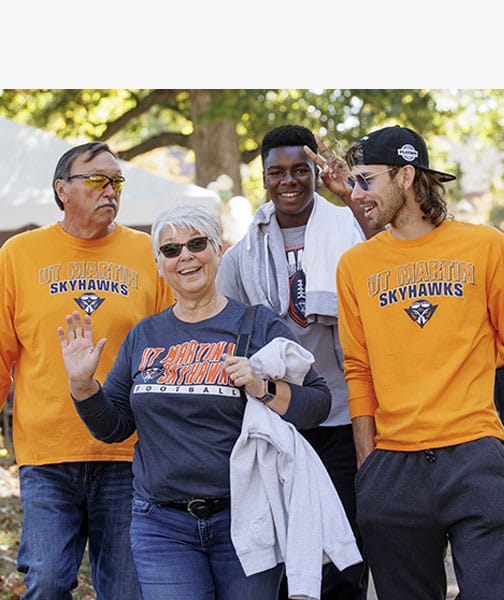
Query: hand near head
[[57, 310, 107, 400], [304, 134, 352, 206], [305, 134, 380, 240]]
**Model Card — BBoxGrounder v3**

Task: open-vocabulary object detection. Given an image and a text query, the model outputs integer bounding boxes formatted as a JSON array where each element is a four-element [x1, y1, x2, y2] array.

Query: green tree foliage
[[489, 203, 504, 230], [0, 89, 500, 206]]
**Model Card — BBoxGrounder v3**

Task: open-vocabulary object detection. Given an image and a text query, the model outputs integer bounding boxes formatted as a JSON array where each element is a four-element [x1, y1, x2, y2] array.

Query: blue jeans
[[130, 495, 284, 600], [18, 462, 141, 600]]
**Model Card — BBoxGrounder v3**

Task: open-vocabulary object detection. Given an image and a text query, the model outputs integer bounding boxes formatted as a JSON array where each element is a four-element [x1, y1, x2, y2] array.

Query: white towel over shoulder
[[303, 193, 363, 319]]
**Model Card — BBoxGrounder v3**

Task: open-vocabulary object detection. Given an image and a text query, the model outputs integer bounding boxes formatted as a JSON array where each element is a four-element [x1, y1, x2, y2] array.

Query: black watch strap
[[256, 379, 277, 404]]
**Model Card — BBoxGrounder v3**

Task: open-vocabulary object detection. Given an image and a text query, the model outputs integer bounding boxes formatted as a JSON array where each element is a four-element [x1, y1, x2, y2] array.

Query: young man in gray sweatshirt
[[217, 124, 376, 599]]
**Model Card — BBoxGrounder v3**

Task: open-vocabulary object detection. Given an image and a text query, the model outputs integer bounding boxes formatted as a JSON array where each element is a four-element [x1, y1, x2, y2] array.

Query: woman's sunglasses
[[347, 168, 394, 191], [66, 173, 126, 193], [159, 236, 210, 258]]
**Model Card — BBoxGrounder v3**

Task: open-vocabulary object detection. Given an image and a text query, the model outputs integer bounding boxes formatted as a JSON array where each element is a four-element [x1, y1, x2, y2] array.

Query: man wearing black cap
[[333, 125, 504, 599]]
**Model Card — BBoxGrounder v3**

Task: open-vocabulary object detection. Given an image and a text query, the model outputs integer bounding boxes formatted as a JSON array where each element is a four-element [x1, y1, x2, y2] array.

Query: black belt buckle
[[187, 498, 212, 518]]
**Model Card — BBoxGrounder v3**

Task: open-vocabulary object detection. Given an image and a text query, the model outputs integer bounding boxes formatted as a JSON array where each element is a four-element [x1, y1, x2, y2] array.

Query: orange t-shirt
[[337, 220, 504, 451], [0, 223, 174, 466]]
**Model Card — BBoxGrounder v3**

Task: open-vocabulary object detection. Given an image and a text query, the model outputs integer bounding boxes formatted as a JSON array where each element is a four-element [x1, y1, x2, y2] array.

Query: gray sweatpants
[[355, 437, 504, 600]]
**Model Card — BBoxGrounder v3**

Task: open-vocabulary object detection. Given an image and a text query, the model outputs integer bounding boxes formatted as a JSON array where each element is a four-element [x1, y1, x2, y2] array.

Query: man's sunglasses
[[67, 173, 126, 193], [347, 168, 394, 191], [159, 236, 210, 258]]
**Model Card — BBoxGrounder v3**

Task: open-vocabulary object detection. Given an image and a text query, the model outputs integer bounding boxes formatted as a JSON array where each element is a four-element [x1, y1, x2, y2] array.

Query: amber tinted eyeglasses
[[67, 173, 126, 193]]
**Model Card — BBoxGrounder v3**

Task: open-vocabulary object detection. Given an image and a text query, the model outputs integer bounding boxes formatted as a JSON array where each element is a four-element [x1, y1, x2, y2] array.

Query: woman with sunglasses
[[56, 204, 332, 600]]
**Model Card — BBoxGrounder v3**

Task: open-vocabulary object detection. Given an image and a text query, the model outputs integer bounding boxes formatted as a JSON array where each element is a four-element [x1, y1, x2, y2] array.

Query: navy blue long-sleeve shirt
[[75, 298, 330, 503]]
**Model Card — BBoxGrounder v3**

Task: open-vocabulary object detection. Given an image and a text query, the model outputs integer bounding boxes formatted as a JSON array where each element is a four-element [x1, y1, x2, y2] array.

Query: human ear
[[401, 165, 416, 190]]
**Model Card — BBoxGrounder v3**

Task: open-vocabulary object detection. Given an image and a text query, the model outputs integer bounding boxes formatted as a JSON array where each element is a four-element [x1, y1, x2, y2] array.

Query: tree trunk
[[189, 90, 243, 195]]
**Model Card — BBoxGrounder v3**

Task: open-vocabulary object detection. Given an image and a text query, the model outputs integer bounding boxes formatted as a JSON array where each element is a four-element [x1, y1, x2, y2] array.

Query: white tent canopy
[[0, 117, 220, 232]]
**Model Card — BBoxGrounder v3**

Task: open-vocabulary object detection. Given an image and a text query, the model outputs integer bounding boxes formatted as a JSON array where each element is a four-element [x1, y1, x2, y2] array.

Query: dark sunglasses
[[67, 173, 126, 193], [159, 236, 210, 258], [347, 168, 394, 191]]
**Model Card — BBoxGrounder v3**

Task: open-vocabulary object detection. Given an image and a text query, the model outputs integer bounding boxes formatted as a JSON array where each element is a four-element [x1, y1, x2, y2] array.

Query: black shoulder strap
[[234, 304, 259, 357]]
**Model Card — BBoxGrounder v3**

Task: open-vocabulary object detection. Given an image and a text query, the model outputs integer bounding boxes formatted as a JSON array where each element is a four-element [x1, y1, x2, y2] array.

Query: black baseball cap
[[351, 125, 456, 183]]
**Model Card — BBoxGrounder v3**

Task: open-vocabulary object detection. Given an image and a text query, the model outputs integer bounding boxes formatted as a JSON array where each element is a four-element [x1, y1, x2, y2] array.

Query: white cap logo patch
[[397, 144, 418, 162]]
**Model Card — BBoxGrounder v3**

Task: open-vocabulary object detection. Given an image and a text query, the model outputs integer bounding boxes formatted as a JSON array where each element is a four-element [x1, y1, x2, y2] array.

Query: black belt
[[157, 497, 230, 518]]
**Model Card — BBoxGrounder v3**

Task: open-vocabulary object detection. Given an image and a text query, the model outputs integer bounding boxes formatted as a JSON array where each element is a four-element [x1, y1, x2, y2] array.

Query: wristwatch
[[256, 379, 277, 404]]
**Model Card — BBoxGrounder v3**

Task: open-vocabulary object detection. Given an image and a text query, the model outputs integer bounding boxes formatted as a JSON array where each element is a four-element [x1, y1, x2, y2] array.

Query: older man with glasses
[[0, 141, 174, 599]]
